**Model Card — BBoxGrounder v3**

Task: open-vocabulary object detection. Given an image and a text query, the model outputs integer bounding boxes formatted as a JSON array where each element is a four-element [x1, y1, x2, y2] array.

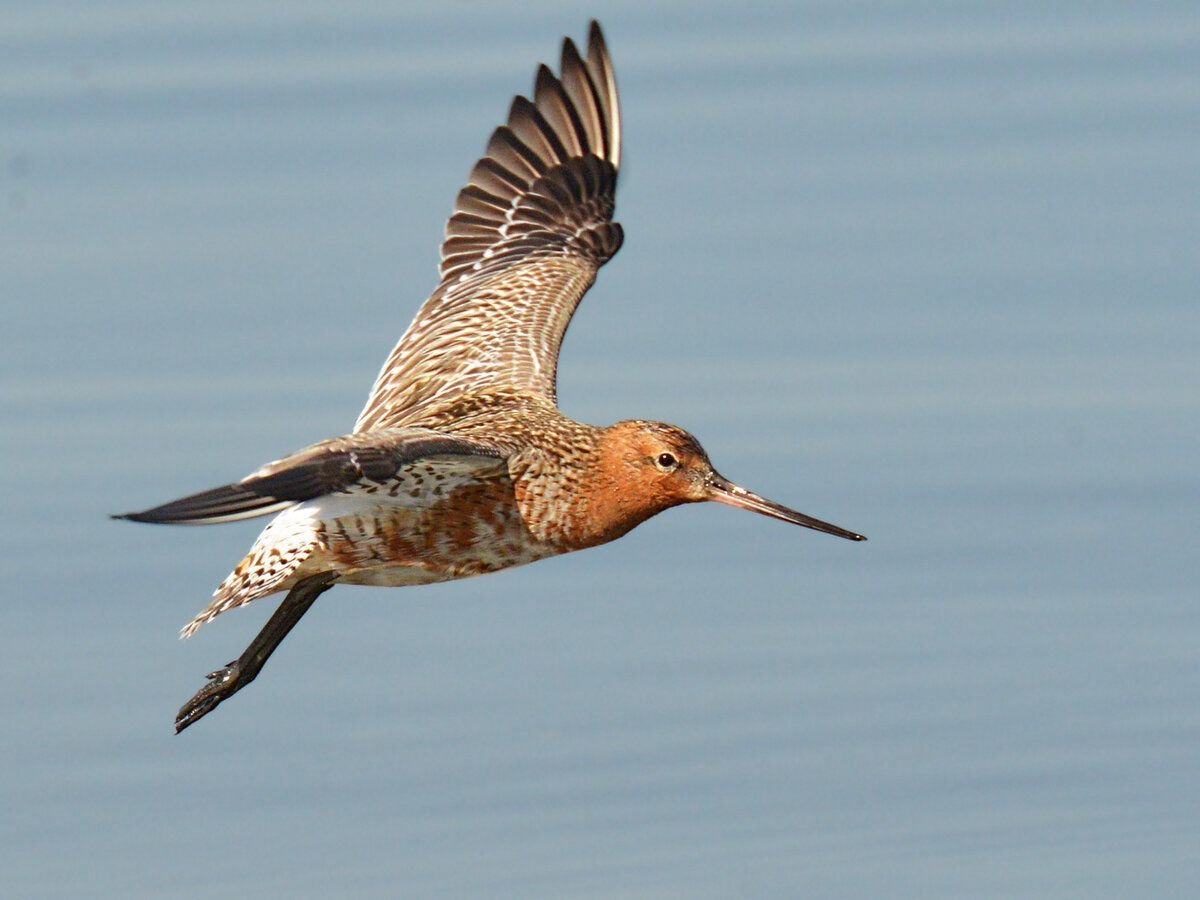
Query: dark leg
[[175, 572, 337, 733]]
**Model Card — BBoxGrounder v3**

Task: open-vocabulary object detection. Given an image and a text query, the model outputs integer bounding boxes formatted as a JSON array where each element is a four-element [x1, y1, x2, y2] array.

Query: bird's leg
[[175, 571, 337, 734]]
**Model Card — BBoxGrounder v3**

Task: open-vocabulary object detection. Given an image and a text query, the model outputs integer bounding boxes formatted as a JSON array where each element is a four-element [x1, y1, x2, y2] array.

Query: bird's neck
[[514, 423, 669, 551]]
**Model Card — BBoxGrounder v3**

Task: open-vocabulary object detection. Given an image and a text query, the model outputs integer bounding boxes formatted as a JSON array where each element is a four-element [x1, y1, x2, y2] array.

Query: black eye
[[656, 452, 678, 470]]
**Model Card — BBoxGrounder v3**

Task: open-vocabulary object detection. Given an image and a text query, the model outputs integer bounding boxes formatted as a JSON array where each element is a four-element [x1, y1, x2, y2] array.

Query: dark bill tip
[[706, 475, 866, 542]]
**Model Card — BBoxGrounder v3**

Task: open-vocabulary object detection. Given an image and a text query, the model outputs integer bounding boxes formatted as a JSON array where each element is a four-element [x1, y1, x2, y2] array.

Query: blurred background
[[3, 1, 1197, 896]]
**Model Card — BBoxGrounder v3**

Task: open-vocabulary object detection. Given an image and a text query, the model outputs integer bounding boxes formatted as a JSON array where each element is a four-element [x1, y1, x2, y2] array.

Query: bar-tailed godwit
[[117, 22, 865, 733]]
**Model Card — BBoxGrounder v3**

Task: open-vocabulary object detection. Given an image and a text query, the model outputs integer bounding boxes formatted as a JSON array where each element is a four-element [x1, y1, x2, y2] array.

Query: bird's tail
[[181, 511, 320, 638]]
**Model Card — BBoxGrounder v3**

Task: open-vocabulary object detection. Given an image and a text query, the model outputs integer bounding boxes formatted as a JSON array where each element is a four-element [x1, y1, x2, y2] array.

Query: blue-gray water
[[3, 2, 1197, 896]]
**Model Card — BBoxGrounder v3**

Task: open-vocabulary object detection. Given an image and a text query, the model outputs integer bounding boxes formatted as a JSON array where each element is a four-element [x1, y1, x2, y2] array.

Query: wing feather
[[114, 430, 507, 525], [355, 21, 622, 432]]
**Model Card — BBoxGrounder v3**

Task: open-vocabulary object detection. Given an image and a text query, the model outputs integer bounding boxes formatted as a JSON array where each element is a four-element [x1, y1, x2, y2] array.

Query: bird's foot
[[175, 660, 241, 734]]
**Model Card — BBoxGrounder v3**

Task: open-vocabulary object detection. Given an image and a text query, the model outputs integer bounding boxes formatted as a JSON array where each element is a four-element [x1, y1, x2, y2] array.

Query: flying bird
[[117, 22, 865, 733]]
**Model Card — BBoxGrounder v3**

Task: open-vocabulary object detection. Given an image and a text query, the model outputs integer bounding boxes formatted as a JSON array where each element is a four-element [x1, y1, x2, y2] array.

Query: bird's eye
[[656, 452, 678, 470]]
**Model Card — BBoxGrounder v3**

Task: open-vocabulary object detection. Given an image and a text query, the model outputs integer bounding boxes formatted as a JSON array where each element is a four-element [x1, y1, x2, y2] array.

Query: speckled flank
[[180, 455, 528, 636], [325, 475, 555, 586]]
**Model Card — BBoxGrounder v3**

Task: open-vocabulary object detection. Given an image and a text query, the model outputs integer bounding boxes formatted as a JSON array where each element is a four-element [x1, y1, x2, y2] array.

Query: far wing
[[355, 21, 622, 432], [114, 429, 507, 525]]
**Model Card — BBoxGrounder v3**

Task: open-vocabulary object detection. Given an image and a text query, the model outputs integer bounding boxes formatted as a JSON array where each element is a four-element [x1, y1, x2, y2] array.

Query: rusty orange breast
[[510, 422, 690, 551]]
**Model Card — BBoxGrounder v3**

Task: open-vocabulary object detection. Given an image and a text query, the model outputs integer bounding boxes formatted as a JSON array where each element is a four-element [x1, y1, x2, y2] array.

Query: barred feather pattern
[[356, 22, 622, 432]]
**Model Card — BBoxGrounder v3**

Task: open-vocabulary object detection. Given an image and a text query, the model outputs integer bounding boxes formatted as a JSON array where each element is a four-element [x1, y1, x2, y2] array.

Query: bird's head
[[577, 420, 865, 545]]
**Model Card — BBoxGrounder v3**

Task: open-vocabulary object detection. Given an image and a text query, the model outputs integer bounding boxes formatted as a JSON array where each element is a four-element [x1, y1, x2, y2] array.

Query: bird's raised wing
[[355, 21, 622, 433], [114, 429, 507, 525]]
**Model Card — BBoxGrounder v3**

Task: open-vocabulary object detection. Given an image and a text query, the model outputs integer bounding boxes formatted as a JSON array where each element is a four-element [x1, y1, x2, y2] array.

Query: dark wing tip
[[112, 511, 158, 523], [438, 21, 622, 285], [585, 21, 619, 168], [113, 483, 293, 525]]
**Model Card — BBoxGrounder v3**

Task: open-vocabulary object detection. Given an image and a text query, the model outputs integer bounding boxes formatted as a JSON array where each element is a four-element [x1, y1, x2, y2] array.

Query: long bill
[[706, 474, 866, 542]]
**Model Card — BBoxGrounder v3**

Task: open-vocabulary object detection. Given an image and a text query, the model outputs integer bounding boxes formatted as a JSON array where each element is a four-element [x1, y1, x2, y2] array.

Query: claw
[[176, 664, 242, 733]]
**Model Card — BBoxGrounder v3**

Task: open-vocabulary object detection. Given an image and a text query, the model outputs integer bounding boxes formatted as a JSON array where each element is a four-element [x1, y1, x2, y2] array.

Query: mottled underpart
[[181, 456, 556, 636]]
